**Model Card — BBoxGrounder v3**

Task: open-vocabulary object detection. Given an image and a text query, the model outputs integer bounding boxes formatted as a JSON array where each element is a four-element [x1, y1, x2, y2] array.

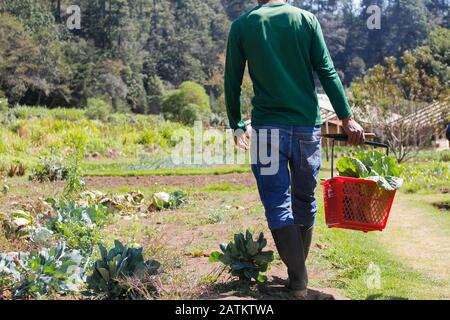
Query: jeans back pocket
[[299, 138, 322, 172]]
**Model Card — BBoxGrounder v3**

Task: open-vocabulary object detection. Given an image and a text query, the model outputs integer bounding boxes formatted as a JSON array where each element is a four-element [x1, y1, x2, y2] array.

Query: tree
[[383, 0, 430, 58], [146, 75, 165, 114], [0, 13, 39, 104], [0, 0, 57, 33], [414, 27, 450, 86], [162, 81, 211, 125], [221, 0, 254, 20], [349, 45, 448, 162]]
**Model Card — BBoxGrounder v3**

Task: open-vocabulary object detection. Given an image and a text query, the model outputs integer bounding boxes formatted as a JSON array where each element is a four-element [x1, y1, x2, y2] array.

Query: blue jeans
[[251, 125, 322, 231]]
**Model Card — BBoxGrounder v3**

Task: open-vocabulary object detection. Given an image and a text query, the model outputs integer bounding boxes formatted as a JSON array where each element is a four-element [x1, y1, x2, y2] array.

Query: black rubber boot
[[299, 226, 313, 260], [271, 225, 308, 296]]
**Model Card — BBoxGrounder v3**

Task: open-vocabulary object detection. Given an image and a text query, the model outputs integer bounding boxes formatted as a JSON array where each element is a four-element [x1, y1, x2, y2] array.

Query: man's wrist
[[342, 116, 353, 124]]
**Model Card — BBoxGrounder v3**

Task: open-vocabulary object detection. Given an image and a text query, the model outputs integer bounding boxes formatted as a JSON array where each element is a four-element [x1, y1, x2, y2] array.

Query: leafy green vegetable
[[2, 210, 35, 240], [46, 199, 110, 228], [87, 240, 160, 300], [0, 242, 85, 298], [209, 230, 274, 283], [29, 155, 69, 182], [46, 200, 109, 258], [336, 151, 404, 191], [336, 158, 368, 178], [151, 190, 187, 210]]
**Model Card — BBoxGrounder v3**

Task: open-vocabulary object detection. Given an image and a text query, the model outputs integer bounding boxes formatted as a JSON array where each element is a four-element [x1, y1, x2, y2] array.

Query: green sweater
[[224, 3, 352, 131]]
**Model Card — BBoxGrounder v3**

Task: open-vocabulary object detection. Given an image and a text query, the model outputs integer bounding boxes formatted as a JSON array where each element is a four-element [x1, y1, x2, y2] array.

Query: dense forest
[[0, 0, 448, 117]]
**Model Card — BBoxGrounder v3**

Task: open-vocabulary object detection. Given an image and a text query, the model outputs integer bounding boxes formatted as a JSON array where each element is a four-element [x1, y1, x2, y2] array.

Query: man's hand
[[234, 128, 252, 150], [342, 117, 365, 146]]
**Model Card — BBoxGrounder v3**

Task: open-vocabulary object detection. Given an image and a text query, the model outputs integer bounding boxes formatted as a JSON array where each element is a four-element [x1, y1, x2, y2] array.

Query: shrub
[[87, 240, 160, 300], [85, 98, 113, 121], [179, 103, 202, 125], [136, 129, 165, 147], [147, 75, 165, 114], [162, 81, 211, 125], [209, 231, 274, 283]]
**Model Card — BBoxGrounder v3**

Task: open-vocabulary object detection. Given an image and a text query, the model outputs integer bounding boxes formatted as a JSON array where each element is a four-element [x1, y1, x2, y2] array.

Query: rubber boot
[[299, 226, 313, 260], [271, 225, 308, 298]]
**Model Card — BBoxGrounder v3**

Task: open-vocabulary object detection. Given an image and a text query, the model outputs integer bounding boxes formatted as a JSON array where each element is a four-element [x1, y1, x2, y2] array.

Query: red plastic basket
[[321, 177, 396, 232], [321, 134, 396, 232]]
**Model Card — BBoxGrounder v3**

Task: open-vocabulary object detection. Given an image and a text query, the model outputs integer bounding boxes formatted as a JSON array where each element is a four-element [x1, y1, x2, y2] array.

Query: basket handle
[[322, 133, 390, 178]]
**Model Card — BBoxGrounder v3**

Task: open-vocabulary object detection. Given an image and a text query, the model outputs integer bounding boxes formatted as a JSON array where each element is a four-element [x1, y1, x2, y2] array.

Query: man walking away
[[225, 0, 366, 299]]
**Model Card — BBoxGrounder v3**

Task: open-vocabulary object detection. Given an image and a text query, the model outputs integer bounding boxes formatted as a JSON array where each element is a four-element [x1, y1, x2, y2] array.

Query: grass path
[[376, 192, 450, 298]]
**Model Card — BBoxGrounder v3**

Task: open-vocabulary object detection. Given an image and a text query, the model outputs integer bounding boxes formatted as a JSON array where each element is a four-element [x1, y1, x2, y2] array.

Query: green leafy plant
[[0, 242, 85, 299], [150, 190, 186, 211], [0, 253, 16, 295], [29, 155, 69, 182], [209, 231, 274, 283], [46, 200, 109, 257], [63, 156, 86, 198], [402, 162, 450, 193], [84, 98, 113, 121], [336, 151, 404, 190], [2, 210, 34, 240], [87, 240, 160, 300], [47, 199, 110, 227]]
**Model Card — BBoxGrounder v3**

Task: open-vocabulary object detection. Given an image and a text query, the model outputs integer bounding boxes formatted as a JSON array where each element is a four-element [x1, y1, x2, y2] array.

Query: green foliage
[[150, 191, 187, 211], [0, 107, 191, 169], [0, 0, 447, 108], [336, 151, 404, 191], [85, 98, 113, 121], [207, 207, 227, 224], [87, 240, 160, 300], [46, 200, 109, 258], [209, 231, 274, 283], [402, 162, 450, 193], [162, 81, 211, 125], [0, 242, 84, 299], [2, 210, 34, 240], [146, 75, 165, 114], [29, 154, 69, 182], [0, 97, 9, 114], [440, 150, 450, 162], [63, 154, 86, 198], [178, 103, 203, 126]]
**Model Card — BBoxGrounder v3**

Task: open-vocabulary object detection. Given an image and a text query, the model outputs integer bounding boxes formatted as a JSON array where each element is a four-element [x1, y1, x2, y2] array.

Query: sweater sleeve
[[310, 16, 352, 120], [224, 21, 248, 132]]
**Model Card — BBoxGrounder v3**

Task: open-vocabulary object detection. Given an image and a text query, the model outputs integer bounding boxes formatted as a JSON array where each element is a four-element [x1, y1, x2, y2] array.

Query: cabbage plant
[[87, 240, 160, 300], [151, 190, 186, 210], [0, 242, 84, 298], [209, 231, 274, 283]]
